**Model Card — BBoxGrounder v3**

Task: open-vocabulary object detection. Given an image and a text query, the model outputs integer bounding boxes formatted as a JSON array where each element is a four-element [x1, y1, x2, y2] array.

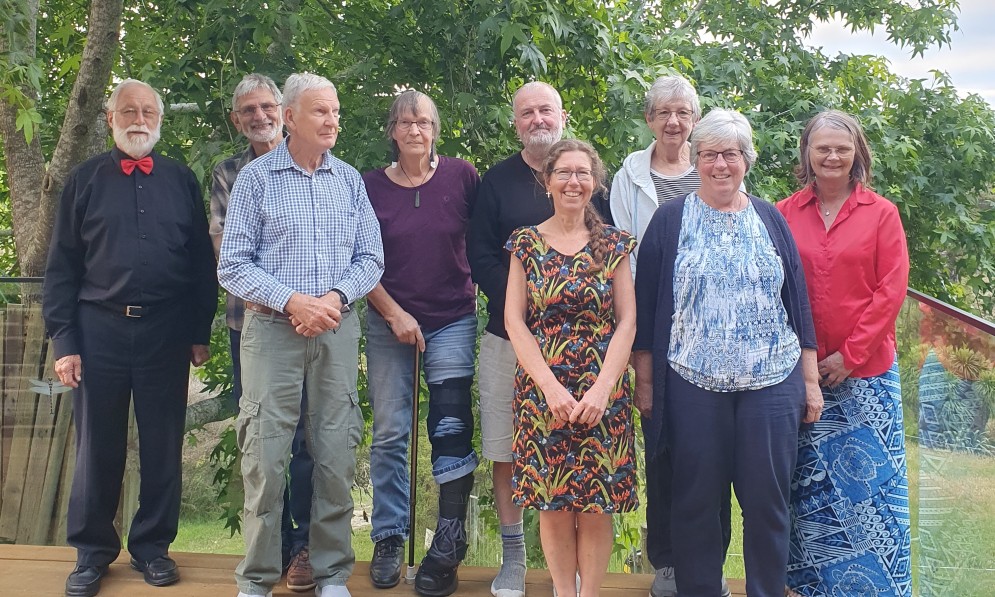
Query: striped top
[[650, 166, 701, 205], [669, 193, 800, 391]]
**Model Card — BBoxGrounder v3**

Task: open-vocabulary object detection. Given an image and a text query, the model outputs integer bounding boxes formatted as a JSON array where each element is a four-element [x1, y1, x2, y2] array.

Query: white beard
[[522, 125, 562, 152], [113, 124, 161, 158], [244, 121, 280, 144]]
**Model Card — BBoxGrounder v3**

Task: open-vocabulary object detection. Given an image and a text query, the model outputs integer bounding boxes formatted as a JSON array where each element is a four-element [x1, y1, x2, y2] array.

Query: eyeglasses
[[811, 145, 854, 158], [654, 109, 694, 122], [395, 120, 434, 132], [697, 149, 744, 164], [115, 107, 160, 121], [236, 103, 281, 117], [552, 169, 593, 182]]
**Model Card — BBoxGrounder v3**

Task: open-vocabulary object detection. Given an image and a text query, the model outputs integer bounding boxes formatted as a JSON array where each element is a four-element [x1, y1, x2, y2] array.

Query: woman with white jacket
[[610, 75, 732, 597], [610, 75, 701, 279]]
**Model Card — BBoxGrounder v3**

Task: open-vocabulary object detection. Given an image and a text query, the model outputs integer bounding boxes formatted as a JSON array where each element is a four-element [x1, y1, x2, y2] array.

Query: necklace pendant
[[414, 190, 420, 208]]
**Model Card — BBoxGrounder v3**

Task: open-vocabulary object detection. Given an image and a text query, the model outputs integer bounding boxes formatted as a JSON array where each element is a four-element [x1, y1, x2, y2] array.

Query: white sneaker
[[235, 592, 271, 597], [316, 584, 352, 597]]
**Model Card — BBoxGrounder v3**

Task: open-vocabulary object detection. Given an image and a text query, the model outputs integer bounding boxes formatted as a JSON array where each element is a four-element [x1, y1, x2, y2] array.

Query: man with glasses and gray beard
[[44, 78, 217, 597], [209, 73, 316, 593], [467, 81, 611, 597]]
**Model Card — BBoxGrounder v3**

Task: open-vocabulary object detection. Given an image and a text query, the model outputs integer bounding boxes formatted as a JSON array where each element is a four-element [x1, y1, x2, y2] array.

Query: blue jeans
[[230, 327, 312, 563], [366, 310, 478, 542]]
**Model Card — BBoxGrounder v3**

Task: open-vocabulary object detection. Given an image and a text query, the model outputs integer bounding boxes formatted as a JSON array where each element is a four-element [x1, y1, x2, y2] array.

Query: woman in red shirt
[[777, 110, 911, 597]]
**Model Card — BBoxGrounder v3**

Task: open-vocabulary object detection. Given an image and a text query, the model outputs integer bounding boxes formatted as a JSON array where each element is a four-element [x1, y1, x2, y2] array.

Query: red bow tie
[[121, 156, 153, 175]]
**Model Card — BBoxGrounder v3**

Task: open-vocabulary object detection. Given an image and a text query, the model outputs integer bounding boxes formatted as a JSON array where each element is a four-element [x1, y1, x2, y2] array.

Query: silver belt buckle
[[125, 305, 143, 318]]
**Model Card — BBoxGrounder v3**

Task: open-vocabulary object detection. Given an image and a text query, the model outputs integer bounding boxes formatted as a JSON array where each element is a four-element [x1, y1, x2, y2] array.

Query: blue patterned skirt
[[787, 360, 912, 597]]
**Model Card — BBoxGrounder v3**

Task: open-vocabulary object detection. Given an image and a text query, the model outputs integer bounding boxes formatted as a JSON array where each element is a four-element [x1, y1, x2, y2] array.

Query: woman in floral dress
[[505, 139, 637, 597]]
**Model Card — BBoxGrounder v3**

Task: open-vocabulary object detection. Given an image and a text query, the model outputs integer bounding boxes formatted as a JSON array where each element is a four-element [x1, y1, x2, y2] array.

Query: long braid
[[584, 201, 609, 273]]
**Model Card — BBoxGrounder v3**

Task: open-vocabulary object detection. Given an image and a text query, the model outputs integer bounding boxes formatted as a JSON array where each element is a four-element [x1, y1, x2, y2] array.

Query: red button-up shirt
[[777, 183, 909, 378]]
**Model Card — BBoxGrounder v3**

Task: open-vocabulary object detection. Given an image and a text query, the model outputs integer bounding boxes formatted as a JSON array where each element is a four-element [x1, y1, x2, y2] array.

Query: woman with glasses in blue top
[[632, 109, 822, 597]]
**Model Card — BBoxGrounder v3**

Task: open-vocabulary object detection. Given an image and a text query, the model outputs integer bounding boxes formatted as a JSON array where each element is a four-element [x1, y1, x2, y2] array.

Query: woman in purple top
[[362, 90, 480, 597]]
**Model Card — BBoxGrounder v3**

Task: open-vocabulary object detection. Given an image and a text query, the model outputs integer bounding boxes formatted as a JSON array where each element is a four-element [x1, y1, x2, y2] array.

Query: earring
[[390, 161, 398, 169]]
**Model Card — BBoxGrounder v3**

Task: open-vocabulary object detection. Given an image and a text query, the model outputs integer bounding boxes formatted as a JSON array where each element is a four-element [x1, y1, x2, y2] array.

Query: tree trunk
[[0, 0, 123, 276]]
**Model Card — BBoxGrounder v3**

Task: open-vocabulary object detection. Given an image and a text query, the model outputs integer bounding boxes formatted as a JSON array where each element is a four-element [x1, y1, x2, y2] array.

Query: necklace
[[818, 198, 831, 217], [398, 162, 430, 208], [529, 166, 544, 189]]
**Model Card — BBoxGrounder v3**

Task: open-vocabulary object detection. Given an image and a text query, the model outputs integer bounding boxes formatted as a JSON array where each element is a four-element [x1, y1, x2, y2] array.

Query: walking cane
[[404, 346, 421, 584]]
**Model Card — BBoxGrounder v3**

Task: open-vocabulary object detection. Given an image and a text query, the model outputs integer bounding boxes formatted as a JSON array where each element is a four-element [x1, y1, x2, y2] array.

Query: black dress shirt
[[43, 147, 218, 358]]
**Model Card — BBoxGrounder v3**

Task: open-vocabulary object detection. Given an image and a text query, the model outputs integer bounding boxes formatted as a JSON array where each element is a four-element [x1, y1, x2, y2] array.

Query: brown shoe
[[286, 547, 317, 592]]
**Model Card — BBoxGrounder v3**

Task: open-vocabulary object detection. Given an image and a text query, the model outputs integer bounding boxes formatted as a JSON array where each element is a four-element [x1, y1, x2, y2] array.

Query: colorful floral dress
[[505, 225, 638, 513]]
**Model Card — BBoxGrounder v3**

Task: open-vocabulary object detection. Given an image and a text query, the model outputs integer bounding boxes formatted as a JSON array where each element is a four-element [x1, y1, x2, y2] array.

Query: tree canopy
[[2, 0, 994, 314]]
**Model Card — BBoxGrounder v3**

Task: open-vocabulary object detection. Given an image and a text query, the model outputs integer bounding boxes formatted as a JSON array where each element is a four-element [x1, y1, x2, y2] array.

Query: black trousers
[[68, 301, 190, 566]]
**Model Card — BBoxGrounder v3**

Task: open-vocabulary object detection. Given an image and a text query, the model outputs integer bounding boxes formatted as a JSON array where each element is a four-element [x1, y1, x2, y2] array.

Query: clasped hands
[[542, 380, 610, 428], [286, 291, 346, 337]]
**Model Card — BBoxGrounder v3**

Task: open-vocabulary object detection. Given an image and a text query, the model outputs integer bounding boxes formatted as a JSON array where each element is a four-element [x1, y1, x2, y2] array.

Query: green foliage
[[5, 0, 995, 567]]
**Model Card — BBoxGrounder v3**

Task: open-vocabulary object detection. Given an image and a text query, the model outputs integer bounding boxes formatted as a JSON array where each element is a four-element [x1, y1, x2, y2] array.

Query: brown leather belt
[[245, 301, 289, 318]]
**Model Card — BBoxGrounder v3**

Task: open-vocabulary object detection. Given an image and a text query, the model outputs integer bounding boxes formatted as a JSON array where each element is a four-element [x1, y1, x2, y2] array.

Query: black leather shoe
[[130, 555, 180, 587], [369, 535, 404, 588], [414, 559, 459, 597], [65, 565, 108, 597]]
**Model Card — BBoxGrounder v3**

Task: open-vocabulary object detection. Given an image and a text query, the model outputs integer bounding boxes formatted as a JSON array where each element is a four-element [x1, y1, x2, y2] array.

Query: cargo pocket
[[235, 397, 261, 457], [348, 390, 363, 449]]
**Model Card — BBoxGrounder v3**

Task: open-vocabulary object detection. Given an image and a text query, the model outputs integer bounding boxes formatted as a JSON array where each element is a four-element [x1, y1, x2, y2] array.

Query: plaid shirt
[[210, 146, 256, 329], [217, 138, 384, 311]]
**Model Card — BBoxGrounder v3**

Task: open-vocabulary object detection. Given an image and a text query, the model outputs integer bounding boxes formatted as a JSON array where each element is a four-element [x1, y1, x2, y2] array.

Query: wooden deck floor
[[0, 545, 747, 596]]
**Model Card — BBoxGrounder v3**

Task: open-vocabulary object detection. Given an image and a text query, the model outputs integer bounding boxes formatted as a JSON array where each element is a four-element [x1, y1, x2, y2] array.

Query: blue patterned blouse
[[668, 193, 800, 391]]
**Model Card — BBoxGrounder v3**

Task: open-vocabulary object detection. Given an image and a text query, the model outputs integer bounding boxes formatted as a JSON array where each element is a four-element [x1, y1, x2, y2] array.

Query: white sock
[[316, 584, 351, 597]]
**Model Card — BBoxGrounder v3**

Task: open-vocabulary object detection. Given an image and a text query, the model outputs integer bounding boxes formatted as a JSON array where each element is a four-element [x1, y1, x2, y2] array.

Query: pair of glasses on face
[[697, 149, 744, 164], [236, 103, 281, 117], [395, 120, 434, 132], [811, 146, 854, 158], [552, 169, 593, 182], [115, 108, 160, 121], [654, 109, 694, 122]]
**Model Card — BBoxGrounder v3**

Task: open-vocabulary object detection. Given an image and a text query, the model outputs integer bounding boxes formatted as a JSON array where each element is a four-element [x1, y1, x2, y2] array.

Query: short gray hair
[[231, 73, 282, 111], [512, 81, 563, 111], [282, 73, 337, 111], [644, 75, 701, 121], [106, 79, 164, 115], [689, 109, 757, 171]]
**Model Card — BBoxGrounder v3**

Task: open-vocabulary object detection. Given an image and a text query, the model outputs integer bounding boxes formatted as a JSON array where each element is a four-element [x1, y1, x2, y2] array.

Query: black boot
[[415, 474, 474, 597]]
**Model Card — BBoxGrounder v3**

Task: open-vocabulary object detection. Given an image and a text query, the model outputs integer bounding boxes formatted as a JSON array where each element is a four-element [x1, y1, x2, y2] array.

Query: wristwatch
[[331, 288, 349, 310]]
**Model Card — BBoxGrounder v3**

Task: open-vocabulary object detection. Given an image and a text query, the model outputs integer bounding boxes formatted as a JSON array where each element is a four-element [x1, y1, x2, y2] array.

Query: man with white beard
[[209, 73, 316, 593], [43, 78, 217, 597], [466, 82, 611, 597]]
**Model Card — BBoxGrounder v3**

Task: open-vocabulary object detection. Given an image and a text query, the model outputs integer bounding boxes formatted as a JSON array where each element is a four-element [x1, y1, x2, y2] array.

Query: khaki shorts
[[477, 331, 518, 462]]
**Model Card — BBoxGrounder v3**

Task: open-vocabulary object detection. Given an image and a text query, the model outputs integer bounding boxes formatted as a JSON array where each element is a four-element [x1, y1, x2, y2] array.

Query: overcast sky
[[807, 0, 994, 107]]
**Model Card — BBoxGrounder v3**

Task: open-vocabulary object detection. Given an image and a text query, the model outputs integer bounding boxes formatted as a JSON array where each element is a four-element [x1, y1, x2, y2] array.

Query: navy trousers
[[68, 301, 190, 566], [230, 327, 313, 564], [644, 447, 732, 570], [666, 362, 805, 597]]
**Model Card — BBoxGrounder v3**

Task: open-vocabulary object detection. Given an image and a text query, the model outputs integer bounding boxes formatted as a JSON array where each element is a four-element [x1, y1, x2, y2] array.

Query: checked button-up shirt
[[217, 138, 384, 311]]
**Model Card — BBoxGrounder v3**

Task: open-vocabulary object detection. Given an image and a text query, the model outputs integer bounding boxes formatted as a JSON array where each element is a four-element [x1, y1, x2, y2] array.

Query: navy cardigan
[[633, 194, 817, 458]]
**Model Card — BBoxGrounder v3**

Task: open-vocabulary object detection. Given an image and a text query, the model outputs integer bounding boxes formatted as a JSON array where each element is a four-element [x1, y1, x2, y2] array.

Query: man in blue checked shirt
[[218, 72, 384, 597]]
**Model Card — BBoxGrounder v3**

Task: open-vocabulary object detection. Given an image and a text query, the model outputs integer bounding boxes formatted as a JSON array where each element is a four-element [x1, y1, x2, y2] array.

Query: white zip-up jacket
[[610, 142, 669, 279]]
